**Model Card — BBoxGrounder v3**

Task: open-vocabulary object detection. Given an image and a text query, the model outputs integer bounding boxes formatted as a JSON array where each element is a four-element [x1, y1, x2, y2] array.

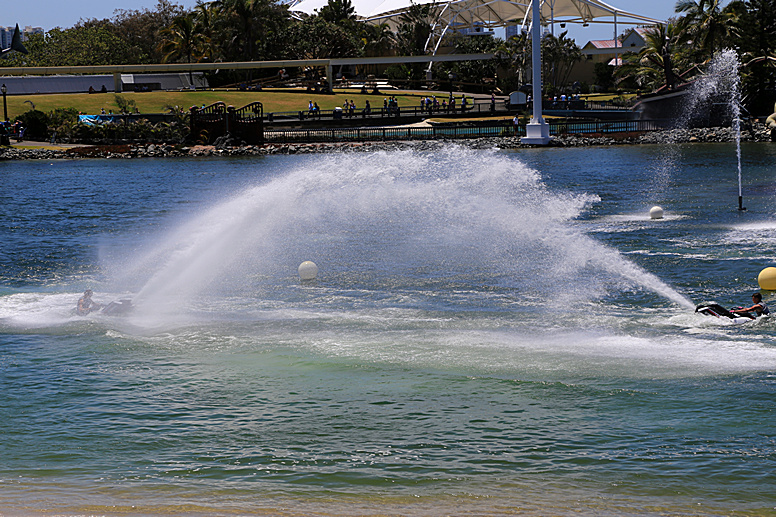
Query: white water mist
[[687, 50, 744, 208], [108, 147, 693, 320]]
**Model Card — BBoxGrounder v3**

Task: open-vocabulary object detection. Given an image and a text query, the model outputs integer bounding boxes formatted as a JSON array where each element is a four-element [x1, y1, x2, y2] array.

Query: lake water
[[2, 143, 776, 516]]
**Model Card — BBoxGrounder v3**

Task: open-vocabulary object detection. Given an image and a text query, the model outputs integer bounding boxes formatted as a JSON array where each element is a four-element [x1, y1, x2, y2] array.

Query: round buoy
[[649, 206, 664, 219], [758, 267, 776, 290], [298, 261, 318, 281]]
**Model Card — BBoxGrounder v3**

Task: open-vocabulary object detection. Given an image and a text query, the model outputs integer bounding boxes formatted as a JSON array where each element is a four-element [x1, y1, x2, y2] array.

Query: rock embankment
[[1, 123, 772, 160]]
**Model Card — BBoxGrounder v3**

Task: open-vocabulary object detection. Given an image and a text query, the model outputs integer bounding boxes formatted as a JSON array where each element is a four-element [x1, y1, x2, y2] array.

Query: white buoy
[[298, 261, 318, 281], [649, 206, 664, 219]]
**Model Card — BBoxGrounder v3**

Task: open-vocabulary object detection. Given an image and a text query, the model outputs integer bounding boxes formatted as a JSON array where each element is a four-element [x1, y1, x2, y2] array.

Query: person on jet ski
[[76, 289, 102, 315], [730, 292, 770, 318]]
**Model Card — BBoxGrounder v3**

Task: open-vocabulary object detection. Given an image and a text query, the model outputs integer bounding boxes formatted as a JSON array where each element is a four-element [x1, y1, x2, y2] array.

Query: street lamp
[[1, 84, 7, 122]]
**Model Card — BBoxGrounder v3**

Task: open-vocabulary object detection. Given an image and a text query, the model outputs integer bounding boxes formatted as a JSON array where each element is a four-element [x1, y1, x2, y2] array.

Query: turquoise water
[[2, 144, 776, 516]]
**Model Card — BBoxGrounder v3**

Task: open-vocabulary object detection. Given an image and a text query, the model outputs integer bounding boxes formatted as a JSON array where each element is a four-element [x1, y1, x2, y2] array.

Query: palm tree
[[496, 33, 531, 88], [318, 0, 356, 26], [675, 0, 735, 60], [395, 2, 434, 56], [193, 2, 221, 62], [617, 23, 687, 91], [541, 31, 582, 91], [159, 13, 204, 84]]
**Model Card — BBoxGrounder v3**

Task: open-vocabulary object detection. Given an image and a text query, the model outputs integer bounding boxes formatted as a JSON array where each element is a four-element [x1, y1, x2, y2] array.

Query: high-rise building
[[23, 26, 44, 41]]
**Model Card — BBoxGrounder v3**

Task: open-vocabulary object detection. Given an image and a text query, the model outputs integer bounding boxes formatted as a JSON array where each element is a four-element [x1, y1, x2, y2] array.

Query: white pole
[[614, 12, 619, 65], [521, 0, 552, 145]]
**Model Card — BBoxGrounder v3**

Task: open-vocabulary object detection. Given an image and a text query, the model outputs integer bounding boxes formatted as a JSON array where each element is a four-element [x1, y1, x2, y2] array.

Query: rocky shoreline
[[1, 123, 773, 160]]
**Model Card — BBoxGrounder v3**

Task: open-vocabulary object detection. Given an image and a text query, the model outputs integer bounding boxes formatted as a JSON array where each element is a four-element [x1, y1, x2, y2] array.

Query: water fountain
[[685, 50, 745, 210]]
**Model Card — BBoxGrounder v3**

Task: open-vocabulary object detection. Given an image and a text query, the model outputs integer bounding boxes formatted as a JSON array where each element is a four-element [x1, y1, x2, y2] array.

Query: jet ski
[[695, 302, 755, 323], [101, 299, 134, 316]]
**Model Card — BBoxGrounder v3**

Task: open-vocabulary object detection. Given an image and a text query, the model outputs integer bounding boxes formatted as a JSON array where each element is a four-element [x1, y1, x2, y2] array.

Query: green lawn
[[4, 88, 434, 119]]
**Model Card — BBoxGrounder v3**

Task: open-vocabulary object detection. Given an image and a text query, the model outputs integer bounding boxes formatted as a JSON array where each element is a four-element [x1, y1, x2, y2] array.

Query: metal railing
[[265, 99, 634, 124], [263, 119, 664, 144]]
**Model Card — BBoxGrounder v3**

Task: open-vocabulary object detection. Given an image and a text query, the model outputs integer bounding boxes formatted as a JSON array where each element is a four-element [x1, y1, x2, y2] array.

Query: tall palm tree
[[193, 2, 221, 62], [159, 13, 204, 84]]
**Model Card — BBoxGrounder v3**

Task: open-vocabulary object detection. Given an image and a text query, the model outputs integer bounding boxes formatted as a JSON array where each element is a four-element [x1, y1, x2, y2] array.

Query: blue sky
[[7, 0, 684, 44]]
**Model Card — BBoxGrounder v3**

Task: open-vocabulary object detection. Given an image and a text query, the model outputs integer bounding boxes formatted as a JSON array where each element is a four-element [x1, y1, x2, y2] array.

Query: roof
[[589, 39, 619, 49]]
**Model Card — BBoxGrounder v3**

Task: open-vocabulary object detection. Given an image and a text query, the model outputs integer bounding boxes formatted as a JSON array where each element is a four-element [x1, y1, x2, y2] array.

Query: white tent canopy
[[290, 0, 663, 32]]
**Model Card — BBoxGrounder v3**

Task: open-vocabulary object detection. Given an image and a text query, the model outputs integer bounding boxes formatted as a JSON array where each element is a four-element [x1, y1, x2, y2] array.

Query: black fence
[[190, 101, 264, 144], [264, 119, 665, 144]]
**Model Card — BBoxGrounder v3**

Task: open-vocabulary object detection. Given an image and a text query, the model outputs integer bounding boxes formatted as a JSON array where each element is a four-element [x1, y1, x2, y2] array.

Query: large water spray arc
[[107, 149, 693, 319]]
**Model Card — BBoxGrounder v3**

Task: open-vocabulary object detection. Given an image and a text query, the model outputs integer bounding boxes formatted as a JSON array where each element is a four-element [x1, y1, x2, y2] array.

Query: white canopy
[[290, 0, 663, 31]]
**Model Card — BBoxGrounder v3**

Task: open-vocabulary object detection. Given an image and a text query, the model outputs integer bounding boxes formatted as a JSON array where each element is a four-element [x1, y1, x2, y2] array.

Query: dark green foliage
[[438, 35, 499, 89], [67, 119, 187, 145], [734, 0, 776, 114], [287, 16, 362, 59], [594, 62, 615, 91], [14, 110, 49, 141]]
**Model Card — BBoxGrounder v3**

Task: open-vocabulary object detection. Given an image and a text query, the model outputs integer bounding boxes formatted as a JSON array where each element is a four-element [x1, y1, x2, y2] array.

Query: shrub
[[14, 110, 50, 141]]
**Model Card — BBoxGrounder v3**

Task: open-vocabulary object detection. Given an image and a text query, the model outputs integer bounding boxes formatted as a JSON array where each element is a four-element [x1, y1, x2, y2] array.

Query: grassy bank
[[3, 89, 437, 119]]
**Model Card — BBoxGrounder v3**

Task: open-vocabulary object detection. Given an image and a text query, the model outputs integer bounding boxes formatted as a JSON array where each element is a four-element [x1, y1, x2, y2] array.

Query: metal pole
[[521, 0, 552, 145], [2, 85, 6, 122]]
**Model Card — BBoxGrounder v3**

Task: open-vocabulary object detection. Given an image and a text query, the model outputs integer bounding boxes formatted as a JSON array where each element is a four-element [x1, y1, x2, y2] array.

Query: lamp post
[[2, 84, 7, 122]]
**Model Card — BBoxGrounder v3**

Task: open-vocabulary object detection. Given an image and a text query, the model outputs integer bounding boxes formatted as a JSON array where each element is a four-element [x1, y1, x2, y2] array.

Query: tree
[[495, 33, 531, 90], [159, 13, 205, 83], [438, 35, 498, 89], [110, 0, 187, 63], [731, 0, 776, 114], [3, 25, 138, 67], [287, 16, 362, 59], [394, 2, 433, 56], [214, 0, 291, 62], [675, 0, 736, 60], [541, 31, 582, 92], [193, 2, 222, 62], [318, 0, 356, 26], [617, 23, 689, 92]]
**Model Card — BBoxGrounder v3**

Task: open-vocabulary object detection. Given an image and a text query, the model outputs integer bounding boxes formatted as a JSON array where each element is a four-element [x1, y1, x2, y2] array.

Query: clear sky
[[7, 0, 684, 44]]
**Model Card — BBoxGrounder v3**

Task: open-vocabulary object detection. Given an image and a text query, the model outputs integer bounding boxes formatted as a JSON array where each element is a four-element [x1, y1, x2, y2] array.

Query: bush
[[114, 94, 137, 114], [47, 108, 80, 137], [14, 110, 50, 141], [385, 64, 411, 83], [65, 118, 187, 145]]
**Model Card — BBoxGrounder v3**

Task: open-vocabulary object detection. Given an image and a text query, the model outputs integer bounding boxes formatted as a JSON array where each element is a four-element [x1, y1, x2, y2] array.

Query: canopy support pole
[[521, 0, 552, 145]]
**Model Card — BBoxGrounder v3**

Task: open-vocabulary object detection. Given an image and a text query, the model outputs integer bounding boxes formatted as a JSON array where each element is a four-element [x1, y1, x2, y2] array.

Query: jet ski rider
[[77, 289, 102, 315], [730, 292, 770, 318]]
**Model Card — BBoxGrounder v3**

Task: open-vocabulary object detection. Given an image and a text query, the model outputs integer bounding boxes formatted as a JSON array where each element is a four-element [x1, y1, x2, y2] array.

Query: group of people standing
[[417, 93, 469, 114], [0, 120, 24, 144]]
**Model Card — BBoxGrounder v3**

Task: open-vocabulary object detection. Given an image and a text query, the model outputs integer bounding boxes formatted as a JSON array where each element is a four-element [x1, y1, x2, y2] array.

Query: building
[[570, 27, 651, 85], [22, 26, 44, 41], [0, 73, 208, 95]]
